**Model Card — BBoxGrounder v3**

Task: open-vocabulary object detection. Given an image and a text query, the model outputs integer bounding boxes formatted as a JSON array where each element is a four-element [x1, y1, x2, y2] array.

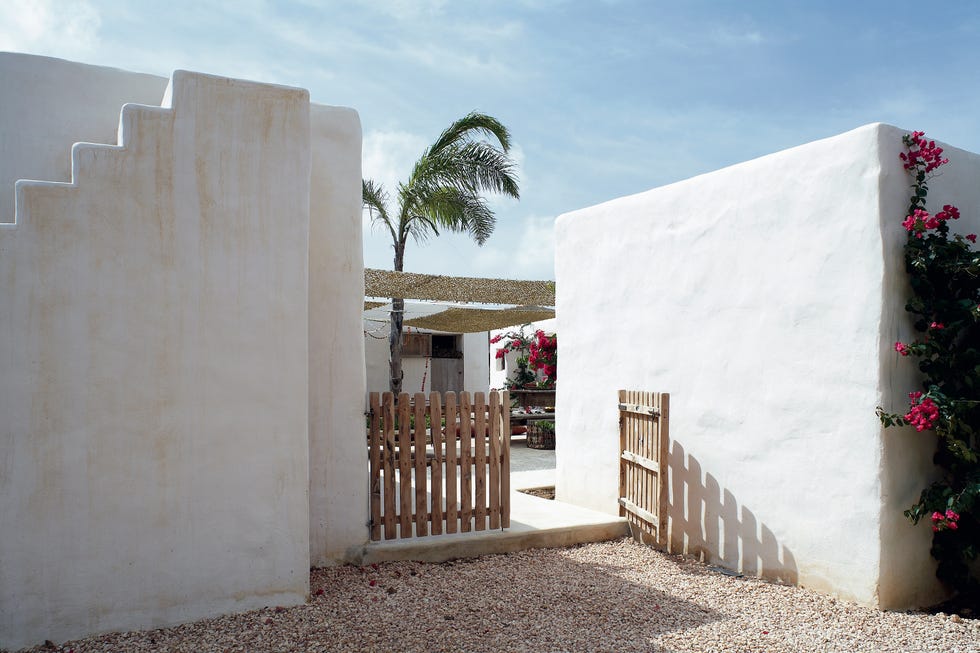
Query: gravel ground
[[13, 538, 980, 653]]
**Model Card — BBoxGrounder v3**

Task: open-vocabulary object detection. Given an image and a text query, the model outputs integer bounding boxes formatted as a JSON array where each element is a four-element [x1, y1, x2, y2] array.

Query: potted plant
[[527, 420, 555, 450]]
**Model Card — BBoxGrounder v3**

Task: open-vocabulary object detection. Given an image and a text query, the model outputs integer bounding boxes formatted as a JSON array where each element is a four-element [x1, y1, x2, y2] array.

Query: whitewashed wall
[[463, 332, 491, 394], [364, 326, 490, 396], [555, 123, 980, 609], [0, 52, 169, 225], [308, 103, 367, 566], [0, 55, 365, 649]]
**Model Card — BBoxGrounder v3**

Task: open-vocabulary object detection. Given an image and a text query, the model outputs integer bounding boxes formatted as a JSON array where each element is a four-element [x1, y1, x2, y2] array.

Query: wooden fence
[[367, 390, 511, 541], [618, 390, 669, 545]]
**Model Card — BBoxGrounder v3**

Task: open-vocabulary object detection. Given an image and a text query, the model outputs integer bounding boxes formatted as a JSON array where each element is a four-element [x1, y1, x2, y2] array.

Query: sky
[[3, 0, 980, 282]]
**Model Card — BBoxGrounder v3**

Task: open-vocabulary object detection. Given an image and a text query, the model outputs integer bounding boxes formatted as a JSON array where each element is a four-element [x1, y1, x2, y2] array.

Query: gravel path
[[14, 538, 979, 653]]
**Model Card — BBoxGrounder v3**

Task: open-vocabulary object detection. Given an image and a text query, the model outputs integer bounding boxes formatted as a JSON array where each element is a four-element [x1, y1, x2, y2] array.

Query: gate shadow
[[666, 440, 798, 585]]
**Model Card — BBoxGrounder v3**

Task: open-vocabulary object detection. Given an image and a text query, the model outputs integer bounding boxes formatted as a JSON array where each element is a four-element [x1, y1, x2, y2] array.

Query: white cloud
[[358, 0, 449, 20], [515, 214, 556, 278], [362, 128, 428, 206], [0, 0, 101, 58], [709, 26, 766, 47]]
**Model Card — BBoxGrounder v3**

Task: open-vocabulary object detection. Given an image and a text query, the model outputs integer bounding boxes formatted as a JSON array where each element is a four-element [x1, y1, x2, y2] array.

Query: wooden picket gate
[[367, 390, 510, 540], [618, 390, 669, 545]]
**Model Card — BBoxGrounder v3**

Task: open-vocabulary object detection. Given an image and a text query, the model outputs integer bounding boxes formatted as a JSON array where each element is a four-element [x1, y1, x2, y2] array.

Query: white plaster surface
[[0, 53, 168, 225], [308, 103, 368, 566], [462, 331, 490, 393], [364, 324, 491, 396], [0, 55, 365, 649], [554, 123, 980, 609]]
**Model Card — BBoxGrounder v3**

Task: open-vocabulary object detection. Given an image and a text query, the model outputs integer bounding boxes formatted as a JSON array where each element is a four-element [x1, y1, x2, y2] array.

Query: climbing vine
[[877, 131, 980, 597]]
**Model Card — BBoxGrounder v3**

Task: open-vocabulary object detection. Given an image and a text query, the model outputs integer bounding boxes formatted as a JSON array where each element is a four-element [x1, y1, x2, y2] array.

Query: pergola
[[363, 268, 556, 333]]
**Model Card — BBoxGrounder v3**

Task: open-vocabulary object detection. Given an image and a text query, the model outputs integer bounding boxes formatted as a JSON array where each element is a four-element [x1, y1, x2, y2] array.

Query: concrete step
[[349, 491, 629, 564]]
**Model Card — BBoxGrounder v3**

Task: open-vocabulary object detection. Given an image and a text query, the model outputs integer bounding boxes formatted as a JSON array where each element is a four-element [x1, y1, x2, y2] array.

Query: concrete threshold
[[350, 491, 628, 565]]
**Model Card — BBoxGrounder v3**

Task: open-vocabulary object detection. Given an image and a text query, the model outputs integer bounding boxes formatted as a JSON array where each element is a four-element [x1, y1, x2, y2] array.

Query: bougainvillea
[[877, 131, 980, 598], [527, 329, 557, 387], [491, 326, 537, 390], [491, 325, 557, 389]]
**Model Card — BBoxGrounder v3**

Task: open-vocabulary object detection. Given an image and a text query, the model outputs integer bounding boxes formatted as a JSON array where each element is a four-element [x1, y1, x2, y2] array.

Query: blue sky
[[3, 0, 980, 281]]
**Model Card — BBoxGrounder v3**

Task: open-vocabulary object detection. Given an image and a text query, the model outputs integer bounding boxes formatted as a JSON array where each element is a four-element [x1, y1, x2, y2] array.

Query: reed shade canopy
[[364, 268, 556, 333]]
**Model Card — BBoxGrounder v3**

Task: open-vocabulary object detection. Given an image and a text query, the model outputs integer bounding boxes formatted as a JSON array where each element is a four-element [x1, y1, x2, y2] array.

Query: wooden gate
[[367, 390, 510, 540], [618, 390, 669, 545]]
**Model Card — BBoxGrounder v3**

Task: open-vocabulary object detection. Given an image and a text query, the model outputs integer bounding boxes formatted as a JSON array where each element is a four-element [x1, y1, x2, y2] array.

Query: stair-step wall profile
[[0, 52, 169, 226], [1, 66, 322, 651]]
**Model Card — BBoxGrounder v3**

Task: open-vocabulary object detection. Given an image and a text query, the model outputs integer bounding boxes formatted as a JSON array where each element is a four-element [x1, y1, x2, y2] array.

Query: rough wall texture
[[0, 61, 325, 649], [364, 327, 490, 397], [0, 52, 169, 226], [308, 103, 367, 565], [554, 123, 980, 609]]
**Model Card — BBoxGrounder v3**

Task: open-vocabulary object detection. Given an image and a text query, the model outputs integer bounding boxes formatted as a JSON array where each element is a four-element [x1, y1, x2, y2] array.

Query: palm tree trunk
[[389, 242, 406, 395]]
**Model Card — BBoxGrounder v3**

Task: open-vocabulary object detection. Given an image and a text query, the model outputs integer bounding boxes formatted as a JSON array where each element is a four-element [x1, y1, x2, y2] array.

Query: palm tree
[[362, 112, 520, 395]]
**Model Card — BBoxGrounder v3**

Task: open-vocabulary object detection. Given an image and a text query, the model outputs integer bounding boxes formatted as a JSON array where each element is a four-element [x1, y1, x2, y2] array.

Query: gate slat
[[501, 390, 511, 529], [397, 392, 412, 538], [632, 389, 638, 532], [658, 393, 670, 543], [444, 392, 458, 534], [369, 393, 382, 541], [474, 392, 487, 531], [382, 392, 396, 540], [413, 392, 428, 537], [618, 390, 627, 522], [643, 390, 651, 532], [488, 391, 501, 529], [621, 450, 660, 473], [430, 392, 444, 535], [459, 392, 473, 532], [619, 497, 659, 527]]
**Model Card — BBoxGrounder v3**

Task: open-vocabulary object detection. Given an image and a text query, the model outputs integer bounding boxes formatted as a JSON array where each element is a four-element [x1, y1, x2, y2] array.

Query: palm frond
[[413, 186, 496, 246], [447, 142, 520, 198], [429, 112, 512, 155], [363, 178, 397, 243]]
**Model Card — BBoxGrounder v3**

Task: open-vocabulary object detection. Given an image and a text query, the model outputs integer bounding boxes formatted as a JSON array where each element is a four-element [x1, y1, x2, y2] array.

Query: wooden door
[[618, 390, 669, 545], [430, 358, 463, 394]]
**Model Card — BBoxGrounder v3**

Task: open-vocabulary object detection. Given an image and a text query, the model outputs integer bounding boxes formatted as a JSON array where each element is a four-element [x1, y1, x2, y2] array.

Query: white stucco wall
[[364, 326, 490, 396], [463, 331, 491, 393], [555, 123, 980, 609], [308, 103, 367, 566], [0, 56, 365, 649], [0, 52, 169, 226]]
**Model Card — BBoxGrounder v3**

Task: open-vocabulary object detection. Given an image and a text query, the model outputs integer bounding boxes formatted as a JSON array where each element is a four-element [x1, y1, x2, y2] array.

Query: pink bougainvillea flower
[[894, 342, 910, 356], [930, 322, 944, 329], [932, 511, 944, 522], [967, 234, 977, 243], [902, 132, 950, 172], [948, 522, 958, 530], [904, 396, 939, 431]]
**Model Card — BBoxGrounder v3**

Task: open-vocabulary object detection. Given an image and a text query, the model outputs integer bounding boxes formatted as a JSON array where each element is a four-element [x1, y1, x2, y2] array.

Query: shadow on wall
[[667, 440, 798, 585]]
